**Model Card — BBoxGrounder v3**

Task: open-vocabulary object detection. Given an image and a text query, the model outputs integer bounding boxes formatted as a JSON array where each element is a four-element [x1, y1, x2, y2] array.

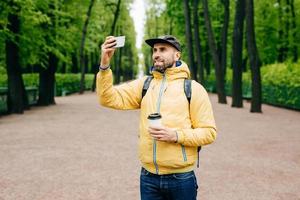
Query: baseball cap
[[145, 35, 181, 52]]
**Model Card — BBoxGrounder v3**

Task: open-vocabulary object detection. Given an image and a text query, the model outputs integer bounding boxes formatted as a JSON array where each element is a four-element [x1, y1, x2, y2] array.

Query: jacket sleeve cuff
[[99, 68, 112, 75], [176, 129, 185, 144]]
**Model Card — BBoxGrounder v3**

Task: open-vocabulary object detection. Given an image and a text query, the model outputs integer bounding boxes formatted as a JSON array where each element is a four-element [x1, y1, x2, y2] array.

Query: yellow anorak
[[97, 61, 217, 174]]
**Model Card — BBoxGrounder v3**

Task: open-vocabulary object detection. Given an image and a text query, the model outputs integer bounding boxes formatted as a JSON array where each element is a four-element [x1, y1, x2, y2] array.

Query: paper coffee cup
[[148, 113, 162, 127]]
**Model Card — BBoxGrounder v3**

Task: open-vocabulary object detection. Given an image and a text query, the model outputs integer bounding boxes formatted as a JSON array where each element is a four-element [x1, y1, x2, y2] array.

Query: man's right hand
[[100, 36, 117, 67]]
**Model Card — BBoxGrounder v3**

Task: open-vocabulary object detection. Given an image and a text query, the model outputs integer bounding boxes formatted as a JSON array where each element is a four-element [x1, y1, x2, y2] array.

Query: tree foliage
[[143, 0, 300, 112], [0, 0, 138, 114], [0, 0, 137, 73]]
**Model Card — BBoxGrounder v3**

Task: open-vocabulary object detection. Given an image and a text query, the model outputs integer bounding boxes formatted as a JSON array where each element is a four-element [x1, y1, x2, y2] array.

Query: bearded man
[[97, 35, 217, 200]]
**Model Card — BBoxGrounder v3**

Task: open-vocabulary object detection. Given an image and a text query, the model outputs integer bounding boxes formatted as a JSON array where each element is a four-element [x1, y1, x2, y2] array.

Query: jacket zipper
[[181, 145, 187, 162], [153, 74, 166, 174]]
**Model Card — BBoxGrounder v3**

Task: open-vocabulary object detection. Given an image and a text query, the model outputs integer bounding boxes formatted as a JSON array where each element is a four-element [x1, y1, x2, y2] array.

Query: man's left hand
[[148, 126, 177, 143]]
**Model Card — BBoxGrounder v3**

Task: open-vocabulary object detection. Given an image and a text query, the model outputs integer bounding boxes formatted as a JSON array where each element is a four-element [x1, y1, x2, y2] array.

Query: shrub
[[203, 72, 216, 93], [0, 74, 7, 87], [261, 62, 300, 110], [23, 74, 39, 87], [0, 73, 95, 96], [203, 69, 252, 98], [202, 62, 300, 110], [55, 73, 94, 96]]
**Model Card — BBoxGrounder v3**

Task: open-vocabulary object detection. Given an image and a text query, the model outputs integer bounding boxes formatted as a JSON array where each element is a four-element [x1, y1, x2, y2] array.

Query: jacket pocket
[[157, 142, 193, 169]]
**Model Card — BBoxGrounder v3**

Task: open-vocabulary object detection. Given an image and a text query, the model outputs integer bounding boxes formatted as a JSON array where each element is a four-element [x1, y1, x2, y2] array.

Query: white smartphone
[[114, 36, 125, 48]]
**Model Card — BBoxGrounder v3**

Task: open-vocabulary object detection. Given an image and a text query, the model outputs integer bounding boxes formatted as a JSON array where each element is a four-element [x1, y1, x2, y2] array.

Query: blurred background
[[0, 0, 299, 115]]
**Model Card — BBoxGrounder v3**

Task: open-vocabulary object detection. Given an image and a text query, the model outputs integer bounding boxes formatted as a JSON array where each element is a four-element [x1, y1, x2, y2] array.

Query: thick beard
[[153, 60, 174, 73]]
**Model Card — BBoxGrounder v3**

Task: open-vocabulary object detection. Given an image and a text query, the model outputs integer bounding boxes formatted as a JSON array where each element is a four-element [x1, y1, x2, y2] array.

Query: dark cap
[[145, 35, 181, 52]]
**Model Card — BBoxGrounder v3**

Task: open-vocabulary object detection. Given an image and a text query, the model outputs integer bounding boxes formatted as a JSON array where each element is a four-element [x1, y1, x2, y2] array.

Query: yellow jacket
[[97, 61, 217, 175]]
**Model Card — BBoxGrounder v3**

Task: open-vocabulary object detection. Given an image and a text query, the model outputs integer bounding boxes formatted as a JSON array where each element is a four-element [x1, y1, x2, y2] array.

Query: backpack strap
[[184, 79, 191, 104], [184, 79, 202, 168], [142, 76, 154, 99], [143, 78, 191, 103], [197, 146, 202, 168]]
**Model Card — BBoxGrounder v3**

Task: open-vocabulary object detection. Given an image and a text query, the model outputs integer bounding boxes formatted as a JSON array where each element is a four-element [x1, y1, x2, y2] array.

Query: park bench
[[61, 88, 72, 96], [0, 87, 38, 114], [26, 87, 38, 105], [0, 87, 8, 114]]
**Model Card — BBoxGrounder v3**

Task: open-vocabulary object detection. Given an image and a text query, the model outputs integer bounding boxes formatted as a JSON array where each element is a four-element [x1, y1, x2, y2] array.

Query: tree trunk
[[6, 2, 28, 114], [38, 1, 59, 105], [115, 47, 122, 84], [89, 53, 93, 73], [38, 53, 57, 105], [220, 0, 229, 78], [284, 0, 290, 58], [71, 52, 78, 73], [79, 0, 95, 94], [125, 49, 134, 81], [183, 0, 197, 80], [193, 0, 204, 83], [85, 53, 89, 73], [199, 10, 211, 77], [90, 51, 96, 72], [202, 0, 227, 103], [231, 0, 245, 108], [246, 0, 262, 113], [204, 40, 211, 76], [48, 64, 56, 103], [110, 0, 122, 35], [277, 0, 286, 62], [290, 0, 298, 62], [91, 65, 98, 92], [92, 49, 99, 92]]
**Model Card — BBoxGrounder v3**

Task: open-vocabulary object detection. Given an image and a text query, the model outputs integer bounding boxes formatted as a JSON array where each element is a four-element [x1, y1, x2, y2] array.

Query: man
[[97, 35, 217, 200]]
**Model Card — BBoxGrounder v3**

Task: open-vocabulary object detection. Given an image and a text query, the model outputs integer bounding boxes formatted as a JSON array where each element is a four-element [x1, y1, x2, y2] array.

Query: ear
[[174, 51, 181, 61]]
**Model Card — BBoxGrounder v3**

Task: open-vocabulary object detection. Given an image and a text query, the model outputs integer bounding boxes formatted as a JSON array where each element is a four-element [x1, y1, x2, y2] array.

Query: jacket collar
[[151, 60, 190, 81]]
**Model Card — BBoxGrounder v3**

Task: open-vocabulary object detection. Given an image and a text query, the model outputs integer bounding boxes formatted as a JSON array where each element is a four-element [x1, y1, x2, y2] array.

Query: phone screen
[[114, 36, 125, 48]]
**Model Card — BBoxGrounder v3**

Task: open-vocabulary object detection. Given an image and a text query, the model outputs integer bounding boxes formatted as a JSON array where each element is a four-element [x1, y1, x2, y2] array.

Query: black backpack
[[141, 76, 202, 168]]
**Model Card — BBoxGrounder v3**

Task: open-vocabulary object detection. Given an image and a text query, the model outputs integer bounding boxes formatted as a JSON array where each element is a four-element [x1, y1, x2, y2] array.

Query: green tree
[[246, 0, 261, 112], [38, 0, 60, 106], [231, 0, 245, 108], [183, 0, 196, 80], [193, 0, 204, 83], [79, 0, 96, 94], [202, 0, 227, 103], [5, 0, 28, 113]]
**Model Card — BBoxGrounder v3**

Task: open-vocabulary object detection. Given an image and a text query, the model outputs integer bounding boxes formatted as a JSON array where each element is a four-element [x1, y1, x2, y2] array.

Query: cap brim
[[145, 38, 180, 51], [145, 38, 167, 47]]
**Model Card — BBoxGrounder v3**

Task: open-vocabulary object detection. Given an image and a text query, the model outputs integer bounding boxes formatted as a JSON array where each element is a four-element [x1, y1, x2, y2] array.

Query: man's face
[[152, 43, 180, 72]]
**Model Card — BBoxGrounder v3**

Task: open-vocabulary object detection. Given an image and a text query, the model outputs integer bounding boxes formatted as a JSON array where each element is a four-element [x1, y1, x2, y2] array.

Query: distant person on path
[[97, 35, 217, 200]]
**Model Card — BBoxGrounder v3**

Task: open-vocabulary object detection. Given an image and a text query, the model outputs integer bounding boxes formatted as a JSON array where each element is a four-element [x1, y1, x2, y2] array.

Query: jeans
[[140, 168, 198, 200]]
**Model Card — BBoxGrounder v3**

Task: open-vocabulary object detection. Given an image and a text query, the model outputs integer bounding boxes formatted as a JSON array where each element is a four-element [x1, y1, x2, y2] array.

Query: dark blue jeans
[[140, 168, 198, 200]]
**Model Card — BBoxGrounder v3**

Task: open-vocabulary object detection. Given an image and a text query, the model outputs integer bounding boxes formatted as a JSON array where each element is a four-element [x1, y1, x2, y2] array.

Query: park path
[[0, 92, 299, 200]]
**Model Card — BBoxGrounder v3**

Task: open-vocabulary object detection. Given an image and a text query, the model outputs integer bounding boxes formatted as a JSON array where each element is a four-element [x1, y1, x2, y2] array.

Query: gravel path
[[0, 92, 299, 200]]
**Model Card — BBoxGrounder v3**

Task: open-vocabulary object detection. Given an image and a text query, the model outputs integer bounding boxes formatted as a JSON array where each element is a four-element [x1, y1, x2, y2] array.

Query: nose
[[153, 51, 160, 60]]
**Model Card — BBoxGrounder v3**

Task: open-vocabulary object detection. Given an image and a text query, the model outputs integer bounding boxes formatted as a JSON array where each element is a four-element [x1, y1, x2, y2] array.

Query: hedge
[[1, 62, 299, 110], [0, 73, 94, 96], [203, 62, 300, 110], [261, 62, 300, 110], [55, 74, 94, 96]]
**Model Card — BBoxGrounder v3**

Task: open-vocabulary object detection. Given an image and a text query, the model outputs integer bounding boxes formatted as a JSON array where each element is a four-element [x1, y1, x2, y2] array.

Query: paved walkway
[[0, 92, 299, 200]]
